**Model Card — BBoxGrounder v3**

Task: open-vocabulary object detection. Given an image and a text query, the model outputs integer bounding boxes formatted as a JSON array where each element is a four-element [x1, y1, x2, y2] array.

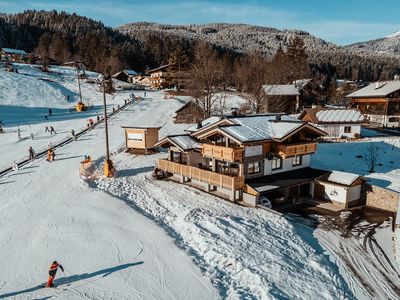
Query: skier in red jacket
[[46, 260, 64, 288]]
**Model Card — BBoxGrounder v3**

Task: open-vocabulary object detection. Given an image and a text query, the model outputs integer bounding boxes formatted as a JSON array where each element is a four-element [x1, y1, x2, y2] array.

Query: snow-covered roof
[[219, 115, 307, 142], [186, 116, 221, 133], [300, 106, 366, 124], [293, 79, 312, 90], [263, 84, 300, 96], [170, 135, 201, 150], [321, 171, 363, 186], [125, 70, 137, 76], [347, 80, 400, 98], [316, 109, 365, 123], [1, 48, 28, 55]]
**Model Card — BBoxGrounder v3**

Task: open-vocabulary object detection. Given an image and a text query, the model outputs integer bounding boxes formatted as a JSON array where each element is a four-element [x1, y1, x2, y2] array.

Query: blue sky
[[1, 0, 399, 45]]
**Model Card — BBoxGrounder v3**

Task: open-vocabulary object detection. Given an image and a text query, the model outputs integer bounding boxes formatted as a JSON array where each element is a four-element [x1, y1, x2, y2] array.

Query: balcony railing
[[201, 144, 243, 162], [157, 159, 244, 191], [276, 142, 318, 159]]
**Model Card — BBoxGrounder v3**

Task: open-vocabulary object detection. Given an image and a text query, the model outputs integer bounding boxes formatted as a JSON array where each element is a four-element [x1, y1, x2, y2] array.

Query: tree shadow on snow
[[0, 262, 143, 299]]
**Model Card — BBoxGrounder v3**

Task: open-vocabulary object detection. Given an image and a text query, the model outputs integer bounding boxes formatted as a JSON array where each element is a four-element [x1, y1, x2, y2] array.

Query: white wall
[[347, 185, 362, 202], [318, 124, 361, 138], [320, 183, 347, 204], [263, 155, 311, 176]]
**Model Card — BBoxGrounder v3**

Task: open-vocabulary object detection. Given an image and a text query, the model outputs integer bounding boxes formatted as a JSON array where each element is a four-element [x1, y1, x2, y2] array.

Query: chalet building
[[0, 48, 28, 62], [174, 101, 205, 124], [112, 70, 138, 83], [263, 84, 300, 113], [347, 77, 400, 127], [155, 113, 338, 209], [298, 106, 366, 138], [148, 63, 176, 89]]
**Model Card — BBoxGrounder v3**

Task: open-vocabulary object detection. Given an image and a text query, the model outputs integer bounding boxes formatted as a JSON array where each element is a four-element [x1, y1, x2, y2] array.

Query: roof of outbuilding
[[346, 80, 400, 98], [299, 106, 365, 124], [263, 84, 300, 96], [155, 134, 201, 151], [318, 171, 364, 186], [1, 48, 28, 55]]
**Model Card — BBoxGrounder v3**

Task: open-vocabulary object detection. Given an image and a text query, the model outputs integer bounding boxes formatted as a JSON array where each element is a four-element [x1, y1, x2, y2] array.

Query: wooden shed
[[174, 101, 205, 124], [122, 126, 161, 154]]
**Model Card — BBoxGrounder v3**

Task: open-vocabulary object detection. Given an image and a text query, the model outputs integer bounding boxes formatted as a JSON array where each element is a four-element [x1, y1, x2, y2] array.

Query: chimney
[[394, 74, 400, 80], [375, 82, 380, 89], [196, 121, 202, 129], [231, 107, 238, 117], [275, 114, 282, 122]]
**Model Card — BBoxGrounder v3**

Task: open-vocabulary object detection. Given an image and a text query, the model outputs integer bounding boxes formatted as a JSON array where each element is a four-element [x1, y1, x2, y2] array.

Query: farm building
[[298, 106, 366, 138], [112, 70, 138, 83], [174, 101, 205, 124], [0, 48, 28, 62], [347, 77, 400, 127], [122, 126, 160, 154], [263, 84, 300, 113]]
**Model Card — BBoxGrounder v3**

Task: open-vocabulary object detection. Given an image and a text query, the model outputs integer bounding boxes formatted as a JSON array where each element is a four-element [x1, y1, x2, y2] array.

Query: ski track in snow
[[1, 64, 400, 299]]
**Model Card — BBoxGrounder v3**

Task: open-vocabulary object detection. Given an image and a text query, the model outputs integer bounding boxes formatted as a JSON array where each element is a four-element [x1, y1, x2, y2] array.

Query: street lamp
[[100, 74, 114, 177]]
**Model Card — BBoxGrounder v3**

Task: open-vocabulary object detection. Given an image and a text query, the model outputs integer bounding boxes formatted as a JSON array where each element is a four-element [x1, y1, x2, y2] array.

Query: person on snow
[[47, 148, 55, 162], [50, 126, 56, 135], [46, 260, 64, 288], [28, 146, 35, 160], [48, 108, 53, 116], [0, 125, 4, 134], [45, 126, 50, 133], [71, 129, 76, 140]]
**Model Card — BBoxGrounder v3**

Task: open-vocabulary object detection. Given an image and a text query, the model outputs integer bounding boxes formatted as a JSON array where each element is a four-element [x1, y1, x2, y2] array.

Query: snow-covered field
[[1, 64, 400, 299]]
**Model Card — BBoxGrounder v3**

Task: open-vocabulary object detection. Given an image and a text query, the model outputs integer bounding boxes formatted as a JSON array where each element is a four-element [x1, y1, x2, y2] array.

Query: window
[[292, 155, 302, 166], [248, 161, 261, 174], [271, 157, 282, 170], [344, 126, 351, 133]]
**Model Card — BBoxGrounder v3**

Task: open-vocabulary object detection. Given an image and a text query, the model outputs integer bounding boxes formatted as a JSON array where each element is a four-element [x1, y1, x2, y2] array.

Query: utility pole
[[101, 74, 114, 177], [76, 66, 83, 104]]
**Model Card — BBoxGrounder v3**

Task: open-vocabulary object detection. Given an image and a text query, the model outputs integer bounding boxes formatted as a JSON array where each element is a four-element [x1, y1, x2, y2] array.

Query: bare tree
[[187, 43, 225, 118], [234, 51, 269, 113], [364, 143, 382, 173]]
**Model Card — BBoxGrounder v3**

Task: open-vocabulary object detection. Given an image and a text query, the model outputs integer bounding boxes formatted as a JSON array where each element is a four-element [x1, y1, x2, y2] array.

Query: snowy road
[[0, 94, 217, 299]]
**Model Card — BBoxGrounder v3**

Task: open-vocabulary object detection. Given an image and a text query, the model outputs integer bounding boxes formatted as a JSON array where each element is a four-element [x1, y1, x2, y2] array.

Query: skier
[[0, 125, 4, 133], [46, 260, 64, 288], [48, 108, 53, 116], [47, 148, 55, 162], [28, 146, 35, 159], [45, 126, 50, 133], [71, 129, 76, 140], [50, 126, 56, 135]]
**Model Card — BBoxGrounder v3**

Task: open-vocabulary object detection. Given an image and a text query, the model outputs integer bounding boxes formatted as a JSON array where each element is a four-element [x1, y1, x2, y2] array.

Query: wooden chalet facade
[[148, 63, 176, 89], [112, 70, 138, 83], [347, 78, 400, 127], [155, 114, 335, 208], [174, 101, 205, 124]]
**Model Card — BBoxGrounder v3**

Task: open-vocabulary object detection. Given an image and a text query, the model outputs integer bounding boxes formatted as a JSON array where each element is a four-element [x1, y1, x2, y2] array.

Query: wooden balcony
[[157, 159, 244, 191], [276, 142, 318, 159], [201, 144, 243, 162]]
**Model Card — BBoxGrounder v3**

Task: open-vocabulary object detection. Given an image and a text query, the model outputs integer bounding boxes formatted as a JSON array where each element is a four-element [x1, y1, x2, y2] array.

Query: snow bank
[[92, 152, 353, 299]]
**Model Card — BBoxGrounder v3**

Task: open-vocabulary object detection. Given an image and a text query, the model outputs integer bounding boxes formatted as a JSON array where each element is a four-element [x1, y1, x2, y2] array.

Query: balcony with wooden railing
[[201, 144, 243, 162], [157, 159, 244, 191], [276, 142, 318, 159]]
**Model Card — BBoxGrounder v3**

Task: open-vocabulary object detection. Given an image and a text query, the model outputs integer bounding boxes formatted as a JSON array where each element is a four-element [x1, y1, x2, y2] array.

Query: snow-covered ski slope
[[0, 64, 138, 170], [0, 91, 217, 299], [0, 65, 399, 299]]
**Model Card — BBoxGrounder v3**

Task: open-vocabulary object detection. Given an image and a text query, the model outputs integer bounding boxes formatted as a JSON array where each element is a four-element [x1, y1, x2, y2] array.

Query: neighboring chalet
[[0, 48, 28, 62], [155, 113, 335, 209], [347, 77, 400, 127], [112, 70, 138, 83], [148, 63, 176, 89], [174, 101, 205, 124], [263, 84, 300, 113], [299, 106, 366, 138]]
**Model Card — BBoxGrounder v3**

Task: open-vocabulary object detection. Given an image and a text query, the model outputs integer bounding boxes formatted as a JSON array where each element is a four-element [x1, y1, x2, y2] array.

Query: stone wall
[[365, 185, 400, 212]]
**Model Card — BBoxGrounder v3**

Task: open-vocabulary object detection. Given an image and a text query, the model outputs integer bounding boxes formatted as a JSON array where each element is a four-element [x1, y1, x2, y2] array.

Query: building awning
[[246, 168, 327, 193]]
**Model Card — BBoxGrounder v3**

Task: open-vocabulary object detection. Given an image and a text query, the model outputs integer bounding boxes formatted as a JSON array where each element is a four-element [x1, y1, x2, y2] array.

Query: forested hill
[[119, 22, 400, 81], [1, 10, 400, 81]]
